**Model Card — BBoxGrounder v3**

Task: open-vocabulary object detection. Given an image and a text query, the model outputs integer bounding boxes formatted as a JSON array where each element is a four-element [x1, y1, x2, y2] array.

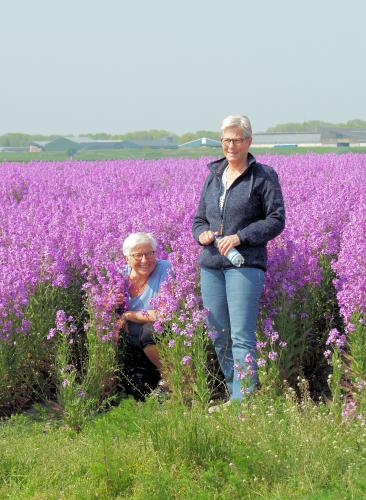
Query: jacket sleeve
[[237, 168, 285, 246], [192, 173, 213, 244]]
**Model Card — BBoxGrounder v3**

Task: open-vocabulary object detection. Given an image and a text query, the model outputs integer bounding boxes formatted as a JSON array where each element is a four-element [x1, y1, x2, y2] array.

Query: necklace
[[129, 277, 148, 297], [224, 164, 247, 189]]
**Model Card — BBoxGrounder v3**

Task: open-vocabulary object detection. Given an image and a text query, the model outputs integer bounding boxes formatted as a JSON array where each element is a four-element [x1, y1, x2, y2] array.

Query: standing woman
[[192, 115, 285, 402]]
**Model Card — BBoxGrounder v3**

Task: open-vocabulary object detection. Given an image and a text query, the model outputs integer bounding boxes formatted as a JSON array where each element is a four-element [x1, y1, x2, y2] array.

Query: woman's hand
[[113, 314, 128, 343], [216, 234, 241, 256], [198, 230, 215, 245], [123, 309, 157, 323], [116, 293, 124, 306]]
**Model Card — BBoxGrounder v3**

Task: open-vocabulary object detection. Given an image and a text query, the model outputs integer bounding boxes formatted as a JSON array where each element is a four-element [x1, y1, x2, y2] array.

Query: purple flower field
[[1, 154, 365, 334], [0, 153, 365, 411]]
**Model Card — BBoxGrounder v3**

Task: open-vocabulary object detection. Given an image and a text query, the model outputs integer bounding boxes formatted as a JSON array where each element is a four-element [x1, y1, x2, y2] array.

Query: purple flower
[[56, 310, 67, 331], [256, 340, 267, 349], [326, 328, 341, 346], [62, 379, 70, 388], [207, 330, 218, 340], [268, 351, 278, 361], [257, 358, 266, 368], [270, 332, 279, 342], [342, 400, 357, 420], [171, 323, 180, 334], [47, 328, 57, 340], [21, 319, 31, 332], [182, 355, 191, 366], [168, 339, 176, 348], [246, 366, 255, 376], [335, 334, 347, 349], [244, 353, 254, 364]]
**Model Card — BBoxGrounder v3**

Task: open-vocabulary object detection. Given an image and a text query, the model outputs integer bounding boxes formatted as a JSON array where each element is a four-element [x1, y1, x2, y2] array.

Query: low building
[[320, 127, 366, 147], [122, 138, 177, 149], [30, 137, 88, 152], [30, 136, 178, 152], [179, 137, 221, 148], [0, 146, 29, 152], [252, 133, 321, 148]]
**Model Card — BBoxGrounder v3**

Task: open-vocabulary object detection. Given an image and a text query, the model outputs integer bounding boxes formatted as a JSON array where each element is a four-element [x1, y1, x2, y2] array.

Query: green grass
[[1, 393, 365, 499], [1, 146, 366, 163]]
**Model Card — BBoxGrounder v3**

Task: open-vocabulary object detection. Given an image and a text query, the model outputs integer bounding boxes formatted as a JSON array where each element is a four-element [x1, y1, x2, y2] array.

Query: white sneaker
[[150, 380, 170, 401], [208, 400, 231, 414]]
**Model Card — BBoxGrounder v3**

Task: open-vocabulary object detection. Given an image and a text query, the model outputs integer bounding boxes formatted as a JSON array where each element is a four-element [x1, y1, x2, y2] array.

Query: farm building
[[30, 136, 177, 152], [179, 138, 221, 148], [320, 127, 366, 147], [0, 146, 28, 152], [122, 138, 177, 149], [252, 129, 366, 148], [30, 137, 96, 152], [252, 133, 321, 148], [27, 129, 366, 153]]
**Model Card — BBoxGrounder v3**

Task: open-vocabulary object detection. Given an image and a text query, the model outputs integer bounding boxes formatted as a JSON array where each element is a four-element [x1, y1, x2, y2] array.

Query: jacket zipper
[[219, 173, 243, 235], [219, 189, 230, 235], [218, 164, 252, 235]]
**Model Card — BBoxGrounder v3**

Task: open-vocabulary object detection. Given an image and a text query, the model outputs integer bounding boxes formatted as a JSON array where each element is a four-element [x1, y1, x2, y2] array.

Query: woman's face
[[221, 126, 252, 165], [126, 243, 157, 278]]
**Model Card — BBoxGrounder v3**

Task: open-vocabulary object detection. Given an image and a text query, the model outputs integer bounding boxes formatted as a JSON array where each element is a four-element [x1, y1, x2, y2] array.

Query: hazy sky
[[1, 0, 365, 135]]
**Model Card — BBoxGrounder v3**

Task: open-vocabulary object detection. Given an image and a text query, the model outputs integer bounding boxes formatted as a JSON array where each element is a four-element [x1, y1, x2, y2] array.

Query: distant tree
[[0, 133, 57, 147], [343, 119, 366, 128], [266, 119, 366, 133], [122, 130, 178, 141], [0, 133, 32, 147], [84, 133, 112, 140]]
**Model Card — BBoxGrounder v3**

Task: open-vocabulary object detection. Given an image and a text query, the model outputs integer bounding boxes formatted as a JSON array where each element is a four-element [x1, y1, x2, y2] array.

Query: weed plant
[[0, 277, 84, 415]]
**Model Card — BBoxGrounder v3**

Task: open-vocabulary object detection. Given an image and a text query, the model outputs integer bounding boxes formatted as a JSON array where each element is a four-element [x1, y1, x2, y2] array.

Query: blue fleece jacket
[[192, 153, 285, 271]]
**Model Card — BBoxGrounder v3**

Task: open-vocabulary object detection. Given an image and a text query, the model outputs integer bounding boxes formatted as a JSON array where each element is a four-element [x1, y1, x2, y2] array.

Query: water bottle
[[225, 247, 245, 267], [215, 236, 244, 267]]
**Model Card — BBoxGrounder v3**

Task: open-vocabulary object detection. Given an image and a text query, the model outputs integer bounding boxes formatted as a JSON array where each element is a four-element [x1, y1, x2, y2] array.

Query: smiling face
[[221, 126, 252, 167], [125, 242, 157, 278]]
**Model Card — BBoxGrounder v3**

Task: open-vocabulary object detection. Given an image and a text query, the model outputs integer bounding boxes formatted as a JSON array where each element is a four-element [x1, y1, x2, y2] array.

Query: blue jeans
[[200, 266, 265, 401]]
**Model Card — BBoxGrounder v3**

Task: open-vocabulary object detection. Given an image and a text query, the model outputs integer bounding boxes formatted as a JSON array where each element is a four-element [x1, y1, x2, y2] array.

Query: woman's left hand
[[113, 314, 129, 343], [216, 234, 241, 256]]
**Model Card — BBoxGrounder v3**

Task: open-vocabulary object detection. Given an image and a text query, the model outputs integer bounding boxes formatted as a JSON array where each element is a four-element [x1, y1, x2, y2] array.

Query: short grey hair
[[220, 115, 252, 139], [122, 232, 157, 256]]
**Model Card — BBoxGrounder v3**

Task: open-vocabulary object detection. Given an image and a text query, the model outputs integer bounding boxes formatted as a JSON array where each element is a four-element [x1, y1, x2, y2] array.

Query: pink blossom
[[244, 353, 254, 364], [182, 355, 191, 366]]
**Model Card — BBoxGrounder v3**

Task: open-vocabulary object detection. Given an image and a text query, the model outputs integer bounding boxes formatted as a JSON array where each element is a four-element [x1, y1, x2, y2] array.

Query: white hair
[[122, 232, 157, 256], [220, 115, 252, 138]]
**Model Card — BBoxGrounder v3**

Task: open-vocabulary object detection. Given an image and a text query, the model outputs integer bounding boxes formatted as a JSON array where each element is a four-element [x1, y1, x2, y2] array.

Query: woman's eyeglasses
[[130, 251, 156, 261], [221, 138, 247, 146]]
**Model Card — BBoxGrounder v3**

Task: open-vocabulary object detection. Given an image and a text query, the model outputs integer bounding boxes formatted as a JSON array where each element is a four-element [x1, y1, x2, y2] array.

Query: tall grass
[[0, 394, 365, 498]]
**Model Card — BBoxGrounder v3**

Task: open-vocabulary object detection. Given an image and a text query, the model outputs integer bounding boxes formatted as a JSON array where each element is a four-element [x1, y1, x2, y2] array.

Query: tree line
[[1, 120, 366, 147], [266, 119, 366, 133]]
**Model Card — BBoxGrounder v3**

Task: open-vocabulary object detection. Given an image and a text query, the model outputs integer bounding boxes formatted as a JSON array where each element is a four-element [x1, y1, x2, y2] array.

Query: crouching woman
[[114, 232, 172, 397]]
